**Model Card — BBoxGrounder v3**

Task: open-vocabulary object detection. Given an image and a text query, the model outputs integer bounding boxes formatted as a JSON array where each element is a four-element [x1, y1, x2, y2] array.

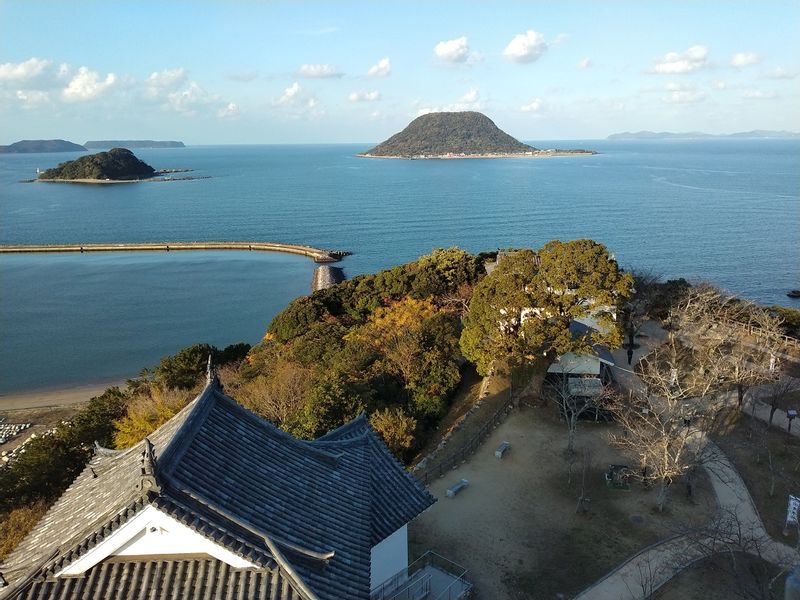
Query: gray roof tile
[[1, 378, 435, 600]]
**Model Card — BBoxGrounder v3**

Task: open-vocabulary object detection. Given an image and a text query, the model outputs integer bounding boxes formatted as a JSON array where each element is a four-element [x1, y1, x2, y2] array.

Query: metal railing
[[415, 401, 512, 486], [371, 551, 471, 600]]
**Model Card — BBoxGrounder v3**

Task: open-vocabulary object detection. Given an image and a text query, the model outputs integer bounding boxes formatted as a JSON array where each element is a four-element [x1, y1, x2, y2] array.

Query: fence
[[370, 551, 471, 600], [415, 400, 512, 486]]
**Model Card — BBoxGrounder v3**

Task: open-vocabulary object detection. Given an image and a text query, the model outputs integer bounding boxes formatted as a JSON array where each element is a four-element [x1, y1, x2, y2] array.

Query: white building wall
[[370, 524, 408, 590]]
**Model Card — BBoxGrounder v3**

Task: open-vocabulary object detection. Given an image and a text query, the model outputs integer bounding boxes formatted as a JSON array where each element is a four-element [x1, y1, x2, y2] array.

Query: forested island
[[0, 140, 87, 154], [360, 111, 595, 158], [37, 148, 156, 181], [84, 140, 185, 149]]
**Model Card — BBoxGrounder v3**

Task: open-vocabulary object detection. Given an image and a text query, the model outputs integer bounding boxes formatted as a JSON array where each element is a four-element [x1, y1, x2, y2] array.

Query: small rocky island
[[0, 139, 87, 154], [38, 148, 156, 181], [33, 147, 206, 184], [360, 111, 595, 159]]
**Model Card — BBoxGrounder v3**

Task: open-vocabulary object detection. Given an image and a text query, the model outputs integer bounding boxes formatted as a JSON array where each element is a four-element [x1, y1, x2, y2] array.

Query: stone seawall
[[0, 242, 351, 264], [312, 266, 345, 292]]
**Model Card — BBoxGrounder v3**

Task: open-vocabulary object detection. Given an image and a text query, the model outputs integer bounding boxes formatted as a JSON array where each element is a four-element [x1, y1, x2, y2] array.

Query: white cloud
[[434, 36, 470, 63], [166, 81, 209, 114], [0, 57, 51, 82], [62, 66, 117, 101], [741, 89, 776, 99], [15, 89, 50, 108], [652, 45, 709, 74], [274, 81, 322, 118], [217, 102, 240, 118], [764, 67, 795, 80], [520, 98, 544, 113], [348, 90, 381, 102], [503, 30, 548, 64], [276, 82, 302, 105], [297, 64, 343, 78], [552, 33, 569, 45], [145, 68, 188, 98], [712, 80, 727, 90], [367, 57, 391, 77], [731, 52, 761, 68], [577, 58, 592, 70]]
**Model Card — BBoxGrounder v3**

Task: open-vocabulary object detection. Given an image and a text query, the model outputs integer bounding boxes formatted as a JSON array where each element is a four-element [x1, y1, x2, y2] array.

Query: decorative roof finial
[[206, 353, 215, 384], [137, 438, 161, 494]]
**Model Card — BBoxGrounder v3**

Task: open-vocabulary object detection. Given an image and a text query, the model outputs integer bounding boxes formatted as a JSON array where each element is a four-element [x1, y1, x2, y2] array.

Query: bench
[[446, 479, 469, 498], [495, 441, 511, 459]]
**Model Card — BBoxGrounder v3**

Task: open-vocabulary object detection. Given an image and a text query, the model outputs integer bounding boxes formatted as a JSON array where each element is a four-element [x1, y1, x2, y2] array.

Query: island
[[84, 140, 185, 149], [359, 111, 595, 159], [0, 139, 87, 154], [608, 130, 800, 140], [38, 148, 156, 182]]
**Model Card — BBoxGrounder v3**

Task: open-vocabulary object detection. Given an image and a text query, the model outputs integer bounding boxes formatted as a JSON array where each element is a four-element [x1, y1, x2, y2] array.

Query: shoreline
[[0, 380, 125, 412], [357, 150, 596, 160], [30, 175, 211, 184]]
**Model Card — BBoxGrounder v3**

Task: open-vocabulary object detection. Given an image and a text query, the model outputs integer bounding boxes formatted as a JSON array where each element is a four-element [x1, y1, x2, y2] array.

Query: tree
[[461, 242, 632, 375], [612, 335, 725, 511], [230, 358, 313, 427], [545, 373, 616, 455], [369, 407, 417, 458], [113, 386, 192, 448], [460, 249, 541, 374], [525, 239, 632, 358], [670, 286, 785, 409], [152, 342, 251, 389]]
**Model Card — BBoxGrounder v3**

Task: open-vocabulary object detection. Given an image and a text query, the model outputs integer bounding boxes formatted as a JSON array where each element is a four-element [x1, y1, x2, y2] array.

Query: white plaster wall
[[57, 505, 255, 576], [370, 524, 408, 590]]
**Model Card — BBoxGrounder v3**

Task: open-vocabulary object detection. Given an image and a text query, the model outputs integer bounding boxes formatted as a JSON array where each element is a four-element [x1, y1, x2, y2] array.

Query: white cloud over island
[[62, 67, 117, 102]]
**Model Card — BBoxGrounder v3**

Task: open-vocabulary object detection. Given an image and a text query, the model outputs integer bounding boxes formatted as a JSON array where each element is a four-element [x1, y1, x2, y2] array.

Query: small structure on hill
[[0, 369, 443, 600]]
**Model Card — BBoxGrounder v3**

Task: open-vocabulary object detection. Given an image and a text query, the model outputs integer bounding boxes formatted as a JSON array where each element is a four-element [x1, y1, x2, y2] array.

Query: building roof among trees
[[0, 375, 435, 600]]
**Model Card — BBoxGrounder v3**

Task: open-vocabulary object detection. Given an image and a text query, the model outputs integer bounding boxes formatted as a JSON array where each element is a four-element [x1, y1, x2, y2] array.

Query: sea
[[1, 140, 798, 395]]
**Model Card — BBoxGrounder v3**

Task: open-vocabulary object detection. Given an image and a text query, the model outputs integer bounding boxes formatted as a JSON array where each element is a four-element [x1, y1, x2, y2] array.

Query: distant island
[[0, 139, 87, 154], [360, 111, 595, 159], [84, 140, 185, 149], [607, 130, 800, 140], [38, 148, 156, 182]]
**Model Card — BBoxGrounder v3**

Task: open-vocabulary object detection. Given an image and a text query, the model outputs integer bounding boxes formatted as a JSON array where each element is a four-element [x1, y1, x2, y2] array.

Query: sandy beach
[[0, 380, 124, 412]]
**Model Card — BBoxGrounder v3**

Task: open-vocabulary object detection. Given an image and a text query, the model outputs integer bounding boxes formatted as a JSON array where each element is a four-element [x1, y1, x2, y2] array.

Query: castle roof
[[0, 377, 435, 600]]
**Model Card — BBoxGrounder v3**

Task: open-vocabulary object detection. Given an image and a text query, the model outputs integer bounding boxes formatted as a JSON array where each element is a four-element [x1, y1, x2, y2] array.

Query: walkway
[[575, 320, 800, 599]]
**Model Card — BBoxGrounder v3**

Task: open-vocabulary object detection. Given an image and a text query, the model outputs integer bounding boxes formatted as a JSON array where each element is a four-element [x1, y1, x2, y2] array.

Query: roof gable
[[1, 378, 435, 600]]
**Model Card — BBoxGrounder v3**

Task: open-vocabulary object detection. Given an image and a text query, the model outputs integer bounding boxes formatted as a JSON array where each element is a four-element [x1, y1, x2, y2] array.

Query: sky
[[1, 1, 799, 144]]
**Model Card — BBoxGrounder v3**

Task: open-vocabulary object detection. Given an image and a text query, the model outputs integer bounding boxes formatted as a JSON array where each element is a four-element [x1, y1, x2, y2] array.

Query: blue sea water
[[1, 140, 798, 394]]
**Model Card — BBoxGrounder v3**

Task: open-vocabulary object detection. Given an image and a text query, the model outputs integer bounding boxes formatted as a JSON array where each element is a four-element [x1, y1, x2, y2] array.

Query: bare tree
[[611, 334, 726, 511], [544, 370, 616, 456], [670, 286, 786, 410], [760, 376, 800, 427]]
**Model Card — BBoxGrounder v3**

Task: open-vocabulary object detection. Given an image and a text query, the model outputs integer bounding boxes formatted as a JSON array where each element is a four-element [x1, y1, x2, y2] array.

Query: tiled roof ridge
[[315, 412, 369, 441], [157, 380, 341, 474]]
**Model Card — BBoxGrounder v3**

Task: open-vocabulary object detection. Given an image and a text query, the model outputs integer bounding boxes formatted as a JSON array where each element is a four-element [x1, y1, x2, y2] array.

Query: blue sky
[[1, 1, 799, 144]]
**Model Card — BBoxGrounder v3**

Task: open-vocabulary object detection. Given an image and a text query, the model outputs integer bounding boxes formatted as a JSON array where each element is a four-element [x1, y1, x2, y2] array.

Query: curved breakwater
[[0, 242, 351, 264]]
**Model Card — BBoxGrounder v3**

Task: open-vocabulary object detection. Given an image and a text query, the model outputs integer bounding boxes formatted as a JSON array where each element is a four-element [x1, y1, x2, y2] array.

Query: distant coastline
[[608, 129, 800, 140]]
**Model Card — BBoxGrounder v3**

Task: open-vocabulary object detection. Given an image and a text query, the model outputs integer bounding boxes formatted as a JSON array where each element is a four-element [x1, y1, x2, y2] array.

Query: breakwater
[[312, 265, 346, 292], [0, 242, 351, 264]]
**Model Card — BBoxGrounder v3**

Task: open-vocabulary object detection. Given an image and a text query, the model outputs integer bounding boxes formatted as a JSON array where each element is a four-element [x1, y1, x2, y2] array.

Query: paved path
[[574, 321, 800, 599]]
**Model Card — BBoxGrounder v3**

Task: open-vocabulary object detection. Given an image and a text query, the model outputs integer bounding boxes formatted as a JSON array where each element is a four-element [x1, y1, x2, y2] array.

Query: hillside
[[0, 140, 87, 154], [84, 140, 185, 149], [38, 148, 156, 181], [362, 111, 537, 157]]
